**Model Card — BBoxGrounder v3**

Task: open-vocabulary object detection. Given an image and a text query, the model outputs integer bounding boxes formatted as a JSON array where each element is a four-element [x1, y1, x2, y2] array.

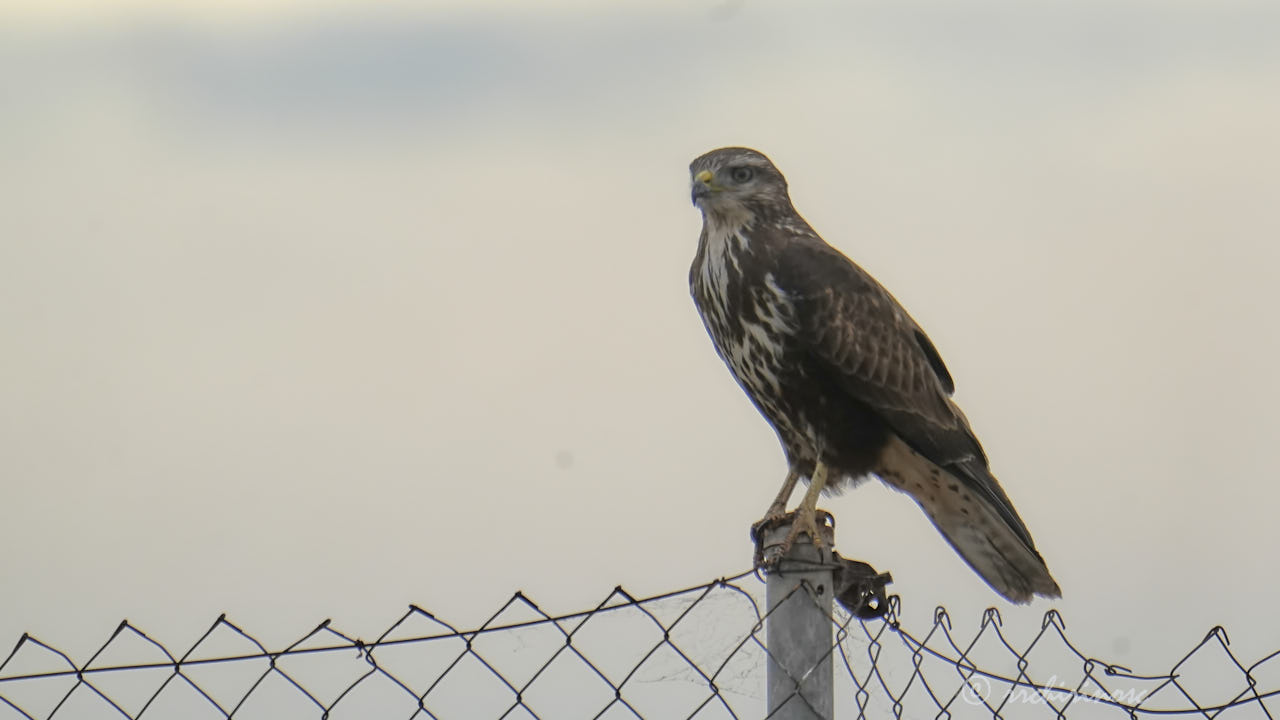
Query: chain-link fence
[[2, 566, 1277, 719]]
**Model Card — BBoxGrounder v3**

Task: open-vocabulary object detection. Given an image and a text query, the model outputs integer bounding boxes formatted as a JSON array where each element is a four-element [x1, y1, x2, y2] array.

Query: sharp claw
[[782, 508, 824, 552], [751, 511, 790, 568], [752, 508, 832, 568]]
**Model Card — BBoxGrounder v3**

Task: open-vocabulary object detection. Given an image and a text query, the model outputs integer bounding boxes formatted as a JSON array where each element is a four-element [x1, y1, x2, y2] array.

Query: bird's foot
[[751, 507, 832, 568], [781, 504, 830, 554], [750, 505, 790, 567]]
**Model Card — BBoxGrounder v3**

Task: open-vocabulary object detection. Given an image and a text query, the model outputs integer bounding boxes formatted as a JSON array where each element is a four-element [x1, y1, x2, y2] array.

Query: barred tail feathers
[[875, 435, 1061, 604]]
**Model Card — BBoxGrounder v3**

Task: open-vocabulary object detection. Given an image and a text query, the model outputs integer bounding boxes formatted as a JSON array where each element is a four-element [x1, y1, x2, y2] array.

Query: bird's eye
[[729, 166, 755, 184]]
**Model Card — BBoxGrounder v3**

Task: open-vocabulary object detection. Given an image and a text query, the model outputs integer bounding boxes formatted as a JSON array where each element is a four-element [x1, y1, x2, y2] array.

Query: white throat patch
[[699, 210, 753, 296]]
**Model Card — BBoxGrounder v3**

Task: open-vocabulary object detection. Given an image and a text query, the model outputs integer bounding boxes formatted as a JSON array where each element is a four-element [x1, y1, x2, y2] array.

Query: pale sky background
[[2, 0, 1279, 715]]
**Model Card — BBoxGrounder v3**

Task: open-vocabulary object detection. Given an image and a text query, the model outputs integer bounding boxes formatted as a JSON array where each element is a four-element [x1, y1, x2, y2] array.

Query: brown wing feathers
[[775, 239, 1057, 598]]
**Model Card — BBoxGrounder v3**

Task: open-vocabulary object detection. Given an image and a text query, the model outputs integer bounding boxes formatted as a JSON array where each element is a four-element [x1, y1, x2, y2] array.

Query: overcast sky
[[2, 0, 1279, 714]]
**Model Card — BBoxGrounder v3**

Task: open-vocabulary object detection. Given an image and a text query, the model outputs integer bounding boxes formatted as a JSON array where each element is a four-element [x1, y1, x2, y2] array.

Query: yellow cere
[[695, 170, 713, 183]]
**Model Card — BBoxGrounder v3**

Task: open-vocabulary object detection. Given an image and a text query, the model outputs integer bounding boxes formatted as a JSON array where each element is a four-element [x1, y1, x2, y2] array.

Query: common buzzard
[[688, 147, 1060, 603]]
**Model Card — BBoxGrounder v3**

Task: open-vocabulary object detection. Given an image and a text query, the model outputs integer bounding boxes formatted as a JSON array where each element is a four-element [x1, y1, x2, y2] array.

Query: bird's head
[[689, 147, 791, 222]]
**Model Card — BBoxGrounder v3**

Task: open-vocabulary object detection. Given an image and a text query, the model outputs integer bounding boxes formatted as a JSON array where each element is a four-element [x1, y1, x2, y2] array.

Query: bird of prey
[[688, 147, 1060, 603]]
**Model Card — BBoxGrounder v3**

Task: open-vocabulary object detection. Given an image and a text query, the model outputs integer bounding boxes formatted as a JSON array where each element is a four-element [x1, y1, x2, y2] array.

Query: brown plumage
[[688, 147, 1060, 603]]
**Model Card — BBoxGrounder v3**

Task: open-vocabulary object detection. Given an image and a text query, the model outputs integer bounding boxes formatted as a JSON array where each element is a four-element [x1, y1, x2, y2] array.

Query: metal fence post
[[761, 514, 837, 720]]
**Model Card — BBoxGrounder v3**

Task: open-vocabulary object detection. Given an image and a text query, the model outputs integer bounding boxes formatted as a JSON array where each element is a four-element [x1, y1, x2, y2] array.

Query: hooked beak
[[691, 169, 715, 206]]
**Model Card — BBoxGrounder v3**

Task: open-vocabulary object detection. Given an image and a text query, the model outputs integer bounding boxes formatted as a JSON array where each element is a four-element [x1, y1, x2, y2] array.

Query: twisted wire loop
[[1, 572, 1277, 719]]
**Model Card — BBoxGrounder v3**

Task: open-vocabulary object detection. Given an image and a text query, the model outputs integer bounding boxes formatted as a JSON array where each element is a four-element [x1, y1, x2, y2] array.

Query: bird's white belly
[[696, 233, 809, 450]]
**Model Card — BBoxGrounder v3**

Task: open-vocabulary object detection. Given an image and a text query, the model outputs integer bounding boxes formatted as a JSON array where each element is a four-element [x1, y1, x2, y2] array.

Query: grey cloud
[[2, 2, 1277, 137]]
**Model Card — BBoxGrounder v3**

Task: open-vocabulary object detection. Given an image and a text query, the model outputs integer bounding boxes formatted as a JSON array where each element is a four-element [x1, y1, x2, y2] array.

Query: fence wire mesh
[[2, 569, 1277, 719]]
